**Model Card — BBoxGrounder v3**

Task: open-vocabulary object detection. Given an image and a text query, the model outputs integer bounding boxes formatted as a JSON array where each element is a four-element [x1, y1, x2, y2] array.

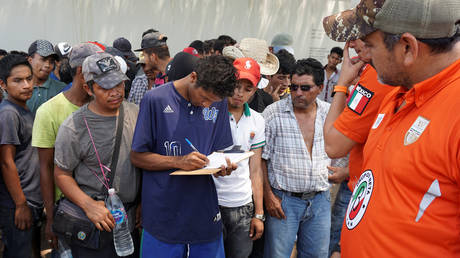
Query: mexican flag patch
[[347, 84, 374, 115]]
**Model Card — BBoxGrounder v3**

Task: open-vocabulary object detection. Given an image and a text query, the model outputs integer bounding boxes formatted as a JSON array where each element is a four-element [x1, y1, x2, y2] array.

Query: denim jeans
[[141, 229, 225, 258], [0, 205, 43, 258], [220, 202, 254, 258], [264, 188, 331, 258], [329, 181, 352, 256]]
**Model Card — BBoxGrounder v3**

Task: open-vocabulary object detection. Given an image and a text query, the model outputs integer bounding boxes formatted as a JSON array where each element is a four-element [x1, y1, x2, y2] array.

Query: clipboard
[[170, 151, 254, 175]]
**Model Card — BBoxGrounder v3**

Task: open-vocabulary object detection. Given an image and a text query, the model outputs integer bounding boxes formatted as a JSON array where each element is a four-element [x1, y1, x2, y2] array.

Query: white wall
[[0, 0, 351, 65]]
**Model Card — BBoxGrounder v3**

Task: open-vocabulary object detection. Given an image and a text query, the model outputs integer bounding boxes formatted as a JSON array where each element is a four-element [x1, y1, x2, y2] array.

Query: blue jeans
[[0, 205, 43, 258], [220, 202, 254, 258], [329, 181, 352, 256], [141, 229, 225, 258], [264, 188, 331, 258]]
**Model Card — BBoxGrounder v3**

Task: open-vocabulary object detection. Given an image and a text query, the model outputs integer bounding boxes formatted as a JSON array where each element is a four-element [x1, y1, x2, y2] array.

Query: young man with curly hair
[[131, 55, 239, 258]]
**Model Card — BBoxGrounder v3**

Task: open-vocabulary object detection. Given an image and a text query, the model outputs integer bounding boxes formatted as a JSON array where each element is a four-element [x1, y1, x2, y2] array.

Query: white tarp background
[[0, 0, 353, 65]]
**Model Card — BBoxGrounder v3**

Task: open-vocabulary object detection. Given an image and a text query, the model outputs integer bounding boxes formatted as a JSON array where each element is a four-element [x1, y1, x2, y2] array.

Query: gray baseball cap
[[69, 43, 103, 69], [82, 52, 128, 89], [28, 40, 58, 58], [323, 0, 460, 42]]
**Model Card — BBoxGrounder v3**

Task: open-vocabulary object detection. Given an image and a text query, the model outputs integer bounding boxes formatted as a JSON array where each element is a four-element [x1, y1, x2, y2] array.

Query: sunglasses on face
[[289, 84, 315, 92]]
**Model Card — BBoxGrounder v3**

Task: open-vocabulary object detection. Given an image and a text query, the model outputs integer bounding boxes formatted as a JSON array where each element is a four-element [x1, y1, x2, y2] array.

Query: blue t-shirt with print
[[132, 82, 233, 244]]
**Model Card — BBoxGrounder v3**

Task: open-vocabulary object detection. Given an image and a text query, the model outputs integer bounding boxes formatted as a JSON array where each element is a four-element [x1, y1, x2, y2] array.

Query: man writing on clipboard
[[130, 54, 238, 258]]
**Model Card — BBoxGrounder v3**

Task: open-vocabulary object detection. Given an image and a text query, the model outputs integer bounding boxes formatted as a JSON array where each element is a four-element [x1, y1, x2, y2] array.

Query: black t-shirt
[[0, 100, 42, 208], [248, 89, 274, 113]]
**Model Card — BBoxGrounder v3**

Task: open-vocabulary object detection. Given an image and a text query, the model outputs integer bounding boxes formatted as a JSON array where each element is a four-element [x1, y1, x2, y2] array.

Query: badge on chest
[[404, 116, 430, 146]]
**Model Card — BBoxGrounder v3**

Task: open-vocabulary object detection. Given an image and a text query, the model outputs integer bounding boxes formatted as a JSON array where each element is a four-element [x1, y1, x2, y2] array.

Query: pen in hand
[[185, 138, 199, 152]]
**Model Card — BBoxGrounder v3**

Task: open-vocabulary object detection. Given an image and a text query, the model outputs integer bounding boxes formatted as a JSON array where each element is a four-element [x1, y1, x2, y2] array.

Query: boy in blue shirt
[[131, 55, 238, 257]]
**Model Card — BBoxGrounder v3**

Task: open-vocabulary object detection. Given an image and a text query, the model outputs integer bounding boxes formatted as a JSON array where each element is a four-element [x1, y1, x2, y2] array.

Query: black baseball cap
[[113, 37, 138, 62], [166, 52, 199, 81]]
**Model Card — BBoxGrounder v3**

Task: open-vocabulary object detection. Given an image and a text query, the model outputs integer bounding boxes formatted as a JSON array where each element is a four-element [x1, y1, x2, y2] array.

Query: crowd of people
[[0, 0, 459, 257]]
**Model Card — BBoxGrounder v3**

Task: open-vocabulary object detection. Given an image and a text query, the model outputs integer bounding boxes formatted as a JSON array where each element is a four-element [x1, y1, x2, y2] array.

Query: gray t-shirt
[[0, 100, 42, 208], [54, 101, 140, 203]]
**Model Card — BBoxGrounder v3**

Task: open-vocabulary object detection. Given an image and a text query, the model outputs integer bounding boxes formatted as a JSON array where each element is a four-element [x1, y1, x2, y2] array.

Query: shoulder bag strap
[[108, 103, 124, 188]]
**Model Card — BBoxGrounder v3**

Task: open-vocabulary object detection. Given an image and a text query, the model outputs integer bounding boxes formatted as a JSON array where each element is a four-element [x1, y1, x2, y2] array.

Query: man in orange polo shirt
[[323, 0, 460, 257], [323, 39, 394, 257]]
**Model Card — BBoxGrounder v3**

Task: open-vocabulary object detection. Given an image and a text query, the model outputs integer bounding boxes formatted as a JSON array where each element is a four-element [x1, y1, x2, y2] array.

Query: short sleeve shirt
[[32, 92, 79, 148], [333, 65, 394, 190], [319, 68, 340, 103], [26, 77, 67, 114], [132, 82, 233, 244], [213, 103, 265, 207], [0, 100, 42, 208], [341, 59, 460, 257], [54, 101, 140, 203]]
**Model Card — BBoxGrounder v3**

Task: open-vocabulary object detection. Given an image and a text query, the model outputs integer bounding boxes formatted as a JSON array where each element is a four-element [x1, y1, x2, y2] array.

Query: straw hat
[[222, 46, 245, 60], [238, 38, 279, 76]]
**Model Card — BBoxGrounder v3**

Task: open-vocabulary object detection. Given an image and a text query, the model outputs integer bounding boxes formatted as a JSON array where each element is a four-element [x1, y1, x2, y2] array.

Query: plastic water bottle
[[107, 188, 134, 256], [58, 239, 72, 258]]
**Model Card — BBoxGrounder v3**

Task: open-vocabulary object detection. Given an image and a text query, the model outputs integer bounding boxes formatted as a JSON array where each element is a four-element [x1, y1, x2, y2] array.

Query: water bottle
[[107, 188, 134, 256], [58, 239, 72, 258]]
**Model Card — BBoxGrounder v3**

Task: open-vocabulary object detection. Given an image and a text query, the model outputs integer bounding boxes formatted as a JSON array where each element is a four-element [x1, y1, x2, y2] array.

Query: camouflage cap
[[82, 52, 128, 90], [323, 0, 460, 42], [134, 32, 168, 51], [69, 43, 102, 69]]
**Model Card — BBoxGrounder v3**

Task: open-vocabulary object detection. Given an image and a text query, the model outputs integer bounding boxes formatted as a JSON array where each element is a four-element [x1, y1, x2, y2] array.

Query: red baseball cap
[[233, 57, 261, 87], [183, 47, 200, 57]]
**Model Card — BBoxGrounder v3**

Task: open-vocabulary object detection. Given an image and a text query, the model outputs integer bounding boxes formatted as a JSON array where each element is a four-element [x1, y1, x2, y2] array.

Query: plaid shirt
[[127, 74, 148, 105], [262, 96, 347, 193]]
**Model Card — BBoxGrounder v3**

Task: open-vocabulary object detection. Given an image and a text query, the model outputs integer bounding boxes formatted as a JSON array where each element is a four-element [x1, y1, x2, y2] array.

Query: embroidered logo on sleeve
[[347, 84, 374, 115], [404, 116, 430, 146]]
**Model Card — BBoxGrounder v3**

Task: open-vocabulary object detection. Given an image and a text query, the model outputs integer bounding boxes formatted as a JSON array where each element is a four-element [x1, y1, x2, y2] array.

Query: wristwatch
[[254, 214, 265, 222]]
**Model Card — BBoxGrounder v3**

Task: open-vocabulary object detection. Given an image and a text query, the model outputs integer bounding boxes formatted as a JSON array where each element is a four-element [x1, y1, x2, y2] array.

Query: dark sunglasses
[[289, 84, 315, 92]]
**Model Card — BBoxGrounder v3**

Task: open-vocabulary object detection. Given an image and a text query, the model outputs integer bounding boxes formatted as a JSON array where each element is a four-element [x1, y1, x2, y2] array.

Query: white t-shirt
[[319, 68, 340, 103], [213, 104, 265, 207]]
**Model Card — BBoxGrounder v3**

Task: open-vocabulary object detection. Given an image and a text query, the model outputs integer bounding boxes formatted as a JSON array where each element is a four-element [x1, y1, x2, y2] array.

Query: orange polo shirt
[[341, 58, 460, 257], [333, 65, 393, 190]]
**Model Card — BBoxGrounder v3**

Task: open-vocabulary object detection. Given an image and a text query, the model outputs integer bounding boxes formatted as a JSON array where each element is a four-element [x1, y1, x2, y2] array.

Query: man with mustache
[[261, 58, 347, 258], [54, 52, 141, 257], [323, 0, 460, 256], [0, 54, 43, 258]]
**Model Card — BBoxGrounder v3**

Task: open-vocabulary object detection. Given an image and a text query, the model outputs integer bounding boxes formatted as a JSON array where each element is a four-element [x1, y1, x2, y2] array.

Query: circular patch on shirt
[[346, 170, 374, 230], [77, 231, 86, 240]]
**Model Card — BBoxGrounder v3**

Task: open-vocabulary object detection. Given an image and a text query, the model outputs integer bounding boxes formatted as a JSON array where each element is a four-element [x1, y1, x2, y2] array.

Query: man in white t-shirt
[[319, 47, 343, 103], [213, 57, 265, 258]]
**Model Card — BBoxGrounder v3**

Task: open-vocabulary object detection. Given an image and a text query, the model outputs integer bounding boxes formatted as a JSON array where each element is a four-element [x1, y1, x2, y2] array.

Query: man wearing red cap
[[213, 57, 265, 258]]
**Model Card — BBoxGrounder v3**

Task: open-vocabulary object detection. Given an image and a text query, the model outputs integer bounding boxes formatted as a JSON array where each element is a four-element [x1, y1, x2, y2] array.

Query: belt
[[282, 190, 320, 200]]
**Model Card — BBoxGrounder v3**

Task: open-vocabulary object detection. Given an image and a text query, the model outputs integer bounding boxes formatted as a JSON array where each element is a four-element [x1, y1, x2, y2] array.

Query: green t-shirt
[[26, 77, 66, 115], [32, 92, 79, 199], [32, 92, 79, 148]]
